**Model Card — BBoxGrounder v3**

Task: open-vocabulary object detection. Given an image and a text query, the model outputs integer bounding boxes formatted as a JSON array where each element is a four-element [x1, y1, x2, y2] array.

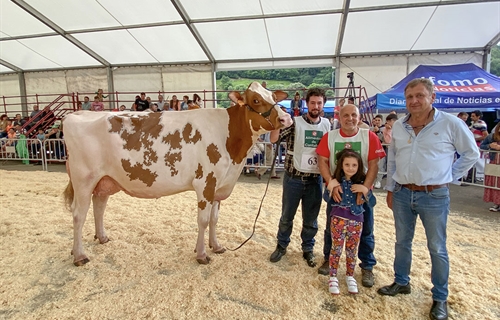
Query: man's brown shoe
[[361, 268, 375, 287], [318, 260, 329, 275]]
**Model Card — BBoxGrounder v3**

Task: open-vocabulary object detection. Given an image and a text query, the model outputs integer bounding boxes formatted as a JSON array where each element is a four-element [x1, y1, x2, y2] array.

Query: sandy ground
[[0, 168, 499, 320]]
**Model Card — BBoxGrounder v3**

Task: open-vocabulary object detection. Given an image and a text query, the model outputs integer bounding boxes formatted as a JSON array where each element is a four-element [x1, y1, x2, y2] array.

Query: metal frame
[[0, 0, 497, 73]]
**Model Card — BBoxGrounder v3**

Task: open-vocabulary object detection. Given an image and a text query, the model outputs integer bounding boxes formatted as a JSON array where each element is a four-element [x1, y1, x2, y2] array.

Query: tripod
[[344, 73, 356, 102]]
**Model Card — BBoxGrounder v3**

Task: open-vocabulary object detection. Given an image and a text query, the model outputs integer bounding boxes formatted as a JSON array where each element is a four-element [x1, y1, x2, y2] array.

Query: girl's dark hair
[[333, 149, 366, 184]]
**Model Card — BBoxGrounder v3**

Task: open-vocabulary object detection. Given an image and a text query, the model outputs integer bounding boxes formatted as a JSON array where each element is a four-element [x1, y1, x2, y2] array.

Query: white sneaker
[[490, 204, 500, 212], [346, 276, 358, 294], [374, 181, 382, 189], [328, 277, 339, 295]]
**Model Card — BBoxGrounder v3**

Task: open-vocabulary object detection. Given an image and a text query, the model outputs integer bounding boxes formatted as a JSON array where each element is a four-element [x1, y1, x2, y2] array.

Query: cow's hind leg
[[72, 192, 93, 266], [209, 201, 225, 254], [92, 194, 110, 244], [195, 203, 211, 264]]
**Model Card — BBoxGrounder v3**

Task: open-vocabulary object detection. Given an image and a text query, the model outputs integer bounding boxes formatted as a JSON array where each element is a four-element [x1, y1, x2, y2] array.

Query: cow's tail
[[63, 179, 74, 212]]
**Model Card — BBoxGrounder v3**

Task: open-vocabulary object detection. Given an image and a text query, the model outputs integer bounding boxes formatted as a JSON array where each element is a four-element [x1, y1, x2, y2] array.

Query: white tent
[[1, 0, 499, 112]]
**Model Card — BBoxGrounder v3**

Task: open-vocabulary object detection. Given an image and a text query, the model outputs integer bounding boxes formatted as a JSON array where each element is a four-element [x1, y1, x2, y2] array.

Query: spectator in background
[[119, 105, 127, 111], [457, 112, 468, 123], [157, 95, 167, 111], [162, 103, 171, 111], [46, 125, 65, 159], [13, 114, 26, 127], [383, 113, 398, 144], [0, 114, 9, 138], [180, 95, 190, 111], [348, 96, 355, 105], [333, 98, 345, 129], [290, 92, 304, 117], [480, 124, 500, 211], [261, 81, 268, 89], [91, 96, 104, 111], [1, 127, 18, 150], [149, 103, 159, 112], [371, 114, 385, 189], [468, 110, 487, 183], [370, 115, 385, 137], [32, 128, 46, 157], [256, 132, 280, 180], [77, 101, 82, 110], [146, 96, 153, 108], [81, 96, 92, 110], [135, 93, 149, 111], [170, 95, 181, 111], [4, 119, 13, 134], [30, 105, 44, 123], [95, 88, 107, 102], [193, 94, 203, 108]]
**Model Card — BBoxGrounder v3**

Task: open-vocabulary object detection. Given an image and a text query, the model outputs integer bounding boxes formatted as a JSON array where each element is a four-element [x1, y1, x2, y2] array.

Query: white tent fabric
[[1, 0, 499, 114]]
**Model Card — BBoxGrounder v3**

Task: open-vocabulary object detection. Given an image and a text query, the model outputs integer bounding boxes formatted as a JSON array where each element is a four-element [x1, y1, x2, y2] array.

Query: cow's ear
[[228, 91, 244, 104], [273, 90, 288, 102]]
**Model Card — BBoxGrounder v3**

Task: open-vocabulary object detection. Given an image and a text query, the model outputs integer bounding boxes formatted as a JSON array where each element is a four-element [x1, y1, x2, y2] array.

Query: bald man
[[316, 104, 386, 287]]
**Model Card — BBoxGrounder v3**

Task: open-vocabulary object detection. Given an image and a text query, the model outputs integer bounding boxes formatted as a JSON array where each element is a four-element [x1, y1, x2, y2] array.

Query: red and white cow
[[63, 82, 291, 266]]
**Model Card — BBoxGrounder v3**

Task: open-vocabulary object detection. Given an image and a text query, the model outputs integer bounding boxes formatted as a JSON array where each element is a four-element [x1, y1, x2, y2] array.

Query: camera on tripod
[[347, 72, 354, 81]]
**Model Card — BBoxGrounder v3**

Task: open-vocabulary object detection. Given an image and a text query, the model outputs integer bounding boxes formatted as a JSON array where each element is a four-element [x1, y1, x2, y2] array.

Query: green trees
[[490, 45, 500, 77], [215, 67, 336, 108]]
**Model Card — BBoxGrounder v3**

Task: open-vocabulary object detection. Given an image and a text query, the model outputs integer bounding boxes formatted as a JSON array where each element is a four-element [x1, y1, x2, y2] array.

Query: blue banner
[[371, 63, 500, 111]]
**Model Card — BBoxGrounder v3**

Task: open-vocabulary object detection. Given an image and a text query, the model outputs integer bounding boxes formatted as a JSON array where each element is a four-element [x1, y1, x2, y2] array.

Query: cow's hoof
[[74, 257, 90, 266], [94, 235, 110, 244], [213, 247, 226, 254], [196, 256, 211, 265]]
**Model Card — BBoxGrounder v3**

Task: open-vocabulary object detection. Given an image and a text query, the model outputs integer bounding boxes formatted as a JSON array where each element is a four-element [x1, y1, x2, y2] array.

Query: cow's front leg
[[209, 200, 225, 254], [195, 202, 211, 264]]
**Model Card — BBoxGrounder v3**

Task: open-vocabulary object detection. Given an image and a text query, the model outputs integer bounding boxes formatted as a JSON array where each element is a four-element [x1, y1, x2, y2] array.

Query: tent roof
[[1, 0, 499, 73]]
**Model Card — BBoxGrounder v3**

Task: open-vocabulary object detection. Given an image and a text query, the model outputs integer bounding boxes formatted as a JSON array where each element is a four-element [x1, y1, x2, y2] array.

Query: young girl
[[327, 149, 371, 295], [91, 96, 104, 111]]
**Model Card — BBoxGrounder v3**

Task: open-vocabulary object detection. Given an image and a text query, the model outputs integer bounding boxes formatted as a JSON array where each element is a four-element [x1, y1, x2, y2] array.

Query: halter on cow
[[63, 81, 292, 266]]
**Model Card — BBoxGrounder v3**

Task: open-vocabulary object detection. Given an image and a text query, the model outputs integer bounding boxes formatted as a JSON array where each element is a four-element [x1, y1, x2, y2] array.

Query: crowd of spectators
[[77, 91, 205, 113]]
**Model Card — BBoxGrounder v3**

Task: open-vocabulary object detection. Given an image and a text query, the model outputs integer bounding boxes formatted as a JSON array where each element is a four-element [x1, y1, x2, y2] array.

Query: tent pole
[[107, 67, 115, 110]]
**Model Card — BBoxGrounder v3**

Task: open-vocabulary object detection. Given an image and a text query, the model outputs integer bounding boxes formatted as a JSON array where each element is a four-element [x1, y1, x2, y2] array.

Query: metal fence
[[0, 138, 66, 170]]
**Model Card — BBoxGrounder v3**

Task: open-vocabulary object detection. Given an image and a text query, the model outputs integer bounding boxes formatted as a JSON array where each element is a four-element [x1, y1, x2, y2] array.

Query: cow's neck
[[226, 106, 257, 164]]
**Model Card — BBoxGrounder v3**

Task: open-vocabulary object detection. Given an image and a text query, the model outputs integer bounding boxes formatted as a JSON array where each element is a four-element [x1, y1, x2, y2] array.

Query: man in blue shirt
[[378, 78, 479, 320]]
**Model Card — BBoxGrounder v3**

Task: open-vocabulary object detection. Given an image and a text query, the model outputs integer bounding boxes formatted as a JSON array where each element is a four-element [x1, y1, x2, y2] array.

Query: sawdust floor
[[0, 170, 499, 319]]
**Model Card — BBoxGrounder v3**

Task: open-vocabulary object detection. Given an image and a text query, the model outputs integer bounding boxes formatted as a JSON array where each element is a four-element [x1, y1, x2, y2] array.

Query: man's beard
[[308, 110, 320, 119]]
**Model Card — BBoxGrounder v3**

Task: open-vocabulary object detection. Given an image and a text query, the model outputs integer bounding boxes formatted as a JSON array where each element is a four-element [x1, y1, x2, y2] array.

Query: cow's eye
[[253, 99, 259, 104]]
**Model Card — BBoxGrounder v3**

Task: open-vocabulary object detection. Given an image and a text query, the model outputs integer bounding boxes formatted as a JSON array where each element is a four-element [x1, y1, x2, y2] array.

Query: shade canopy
[[367, 63, 500, 112], [1, 0, 499, 73]]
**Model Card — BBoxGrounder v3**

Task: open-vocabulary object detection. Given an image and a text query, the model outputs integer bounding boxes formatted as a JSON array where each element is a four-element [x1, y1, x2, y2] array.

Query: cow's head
[[228, 82, 292, 133]]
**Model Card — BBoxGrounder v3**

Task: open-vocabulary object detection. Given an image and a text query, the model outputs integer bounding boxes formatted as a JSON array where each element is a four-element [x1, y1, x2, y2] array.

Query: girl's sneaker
[[328, 277, 340, 295], [346, 276, 358, 294], [490, 204, 500, 212]]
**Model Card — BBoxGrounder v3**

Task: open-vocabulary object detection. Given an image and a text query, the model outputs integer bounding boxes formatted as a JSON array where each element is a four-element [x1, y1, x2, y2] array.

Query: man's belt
[[401, 183, 448, 192]]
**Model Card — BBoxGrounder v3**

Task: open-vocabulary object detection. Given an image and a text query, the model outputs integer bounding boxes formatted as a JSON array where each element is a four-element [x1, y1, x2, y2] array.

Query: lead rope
[[227, 138, 281, 251]]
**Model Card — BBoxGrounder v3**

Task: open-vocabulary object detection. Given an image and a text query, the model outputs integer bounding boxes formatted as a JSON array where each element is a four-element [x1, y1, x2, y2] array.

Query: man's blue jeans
[[392, 184, 450, 301], [276, 173, 322, 252], [322, 192, 377, 270]]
